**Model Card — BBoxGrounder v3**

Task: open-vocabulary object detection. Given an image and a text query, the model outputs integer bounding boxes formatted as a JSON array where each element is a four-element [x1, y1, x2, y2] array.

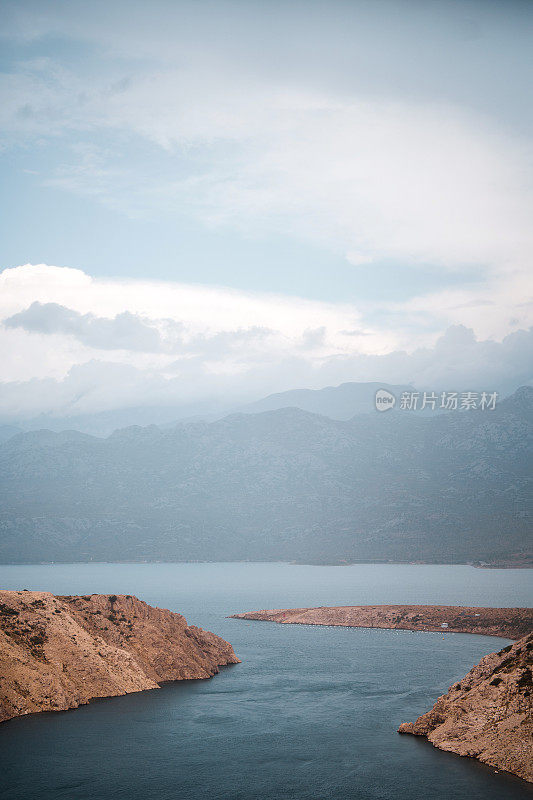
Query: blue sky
[[0, 0, 532, 418]]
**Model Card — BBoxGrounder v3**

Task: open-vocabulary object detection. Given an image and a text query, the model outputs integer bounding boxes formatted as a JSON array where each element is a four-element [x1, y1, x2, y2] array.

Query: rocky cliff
[[231, 605, 533, 639], [0, 590, 240, 723], [398, 632, 533, 782]]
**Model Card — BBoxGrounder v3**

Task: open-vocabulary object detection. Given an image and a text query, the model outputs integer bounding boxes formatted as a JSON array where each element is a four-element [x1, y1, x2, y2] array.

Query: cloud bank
[[0, 264, 530, 422], [0, 3, 532, 423], [3, 52, 531, 277], [1, 0, 532, 321]]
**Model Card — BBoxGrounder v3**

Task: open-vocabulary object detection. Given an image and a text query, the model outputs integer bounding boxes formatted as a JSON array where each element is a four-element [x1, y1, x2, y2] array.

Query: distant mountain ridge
[[237, 382, 415, 419], [1, 379, 520, 438], [0, 425, 22, 444], [0, 401, 231, 439], [0, 386, 531, 565]]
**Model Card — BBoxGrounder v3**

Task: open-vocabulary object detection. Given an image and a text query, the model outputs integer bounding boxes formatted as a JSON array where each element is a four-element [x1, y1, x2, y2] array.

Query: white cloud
[[1, 2, 532, 419], [4, 302, 163, 352], [2, 48, 532, 279], [384, 267, 533, 341], [0, 264, 531, 421], [0, 263, 361, 334], [167, 94, 532, 274], [0, 263, 393, 383], [0, 324, 530, 422]]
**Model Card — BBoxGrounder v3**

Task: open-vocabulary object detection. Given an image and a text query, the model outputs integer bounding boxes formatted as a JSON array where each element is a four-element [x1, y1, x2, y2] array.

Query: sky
[[0, 0, 532, 421]]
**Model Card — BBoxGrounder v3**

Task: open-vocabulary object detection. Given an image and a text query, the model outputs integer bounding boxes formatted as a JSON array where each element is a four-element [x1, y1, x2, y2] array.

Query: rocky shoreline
[[231, 604, 533, 639], [0, 590, 240, 723], [399, 632, 533, 783], [233, 604, 532, 783]]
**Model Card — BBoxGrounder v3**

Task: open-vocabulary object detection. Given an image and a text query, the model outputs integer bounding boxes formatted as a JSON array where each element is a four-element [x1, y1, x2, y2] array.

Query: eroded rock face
[[0, 590, 240, 723], [398, 632, 533, 783]]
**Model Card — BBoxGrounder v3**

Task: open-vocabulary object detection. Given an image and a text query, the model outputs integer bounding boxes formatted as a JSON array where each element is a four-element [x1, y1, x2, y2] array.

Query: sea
[[0, 562, 531, 800]]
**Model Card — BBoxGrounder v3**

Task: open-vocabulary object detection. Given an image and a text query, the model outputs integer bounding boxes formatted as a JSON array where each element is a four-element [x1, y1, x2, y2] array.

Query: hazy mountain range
[[0, 385, 530, 565], [0, 381, 483, 439], [237, 382, 416, 419]]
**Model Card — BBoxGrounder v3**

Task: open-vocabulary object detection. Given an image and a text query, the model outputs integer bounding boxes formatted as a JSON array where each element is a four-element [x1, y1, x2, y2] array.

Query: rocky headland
[[398, 632, 533, 782], [0, 590, 240, 723], [231, 605, 533, 639]]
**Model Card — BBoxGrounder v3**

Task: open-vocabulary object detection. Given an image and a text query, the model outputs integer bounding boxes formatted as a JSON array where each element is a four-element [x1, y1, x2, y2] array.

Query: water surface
[[0, 563, 531, 800]]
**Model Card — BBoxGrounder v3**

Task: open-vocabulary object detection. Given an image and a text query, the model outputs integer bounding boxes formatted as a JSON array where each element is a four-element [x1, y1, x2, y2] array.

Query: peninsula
[[231, 605, 533, 639], [0, 590, 240, 723]]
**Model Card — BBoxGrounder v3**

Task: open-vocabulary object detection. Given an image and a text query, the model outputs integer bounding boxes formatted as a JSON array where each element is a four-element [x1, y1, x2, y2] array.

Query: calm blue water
[[0, 563, 532, 800]]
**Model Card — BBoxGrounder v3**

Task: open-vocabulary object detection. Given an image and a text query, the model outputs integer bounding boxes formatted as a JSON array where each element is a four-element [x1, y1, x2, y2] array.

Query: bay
[[0, 562, 531, 800]]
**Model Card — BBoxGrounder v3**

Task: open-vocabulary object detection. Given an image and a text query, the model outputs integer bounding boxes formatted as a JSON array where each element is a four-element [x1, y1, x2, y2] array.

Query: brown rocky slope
[[398, 632, 533, 783], [231, 605, 533, 639], [0, 590, 240, 723]]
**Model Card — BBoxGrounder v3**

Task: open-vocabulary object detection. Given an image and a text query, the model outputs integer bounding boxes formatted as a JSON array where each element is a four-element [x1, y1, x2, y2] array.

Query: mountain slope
[[0, 387, 530, 564]]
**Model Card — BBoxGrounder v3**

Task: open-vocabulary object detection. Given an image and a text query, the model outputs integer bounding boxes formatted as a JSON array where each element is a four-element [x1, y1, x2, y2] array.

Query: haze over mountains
[[238, 382, 415, 420], [0, 385, 530, 566], [0, 380, 499, 439], [0, 400, 229, 441], [0, 382, 410, 438]]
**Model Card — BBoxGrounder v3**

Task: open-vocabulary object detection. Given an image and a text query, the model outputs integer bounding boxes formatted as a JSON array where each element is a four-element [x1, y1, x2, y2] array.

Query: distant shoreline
[[0, 559, 531, 568]]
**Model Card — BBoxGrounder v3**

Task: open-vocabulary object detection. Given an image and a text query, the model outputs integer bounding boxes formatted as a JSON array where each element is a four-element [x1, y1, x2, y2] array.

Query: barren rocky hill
[[398, 632, 533, 782], [0, 590, 239, 723]]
